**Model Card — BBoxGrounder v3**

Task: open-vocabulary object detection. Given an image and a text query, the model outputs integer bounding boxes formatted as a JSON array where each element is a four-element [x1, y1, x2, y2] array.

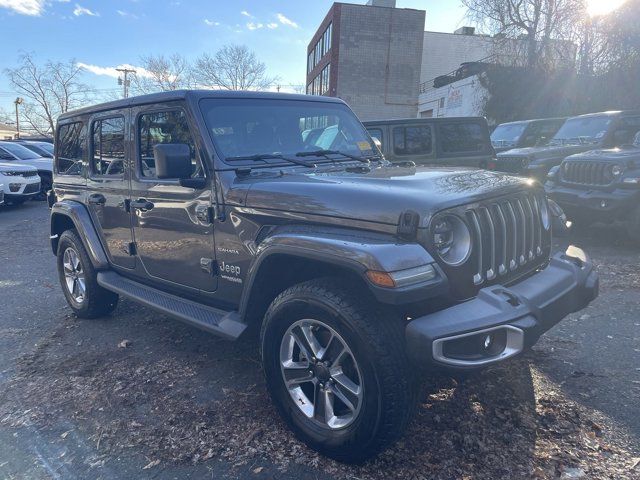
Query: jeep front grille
[[561, 161, 612, 186]]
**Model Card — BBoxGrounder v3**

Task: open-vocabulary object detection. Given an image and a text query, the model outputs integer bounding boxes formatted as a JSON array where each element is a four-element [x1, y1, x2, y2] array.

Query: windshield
[[0, 142, 41, 160], [200, 98, 376, 164], [21, 143, 52, 157], [491, 123, 527, 147], [549, 116, 612, 146]]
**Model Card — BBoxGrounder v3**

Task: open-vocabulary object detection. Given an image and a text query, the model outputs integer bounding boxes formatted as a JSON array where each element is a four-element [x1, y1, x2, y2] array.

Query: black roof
[[497, 117, 567, 126], [59, 90, 344, 121], [363, 117, 486, 126]]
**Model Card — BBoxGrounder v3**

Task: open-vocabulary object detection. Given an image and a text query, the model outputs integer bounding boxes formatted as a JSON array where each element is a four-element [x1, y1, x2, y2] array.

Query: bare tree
[[5, 53, 94, 135], [133, 54, 193, 94], [193, 45, 276, 91], [462, 0, 586, 68]]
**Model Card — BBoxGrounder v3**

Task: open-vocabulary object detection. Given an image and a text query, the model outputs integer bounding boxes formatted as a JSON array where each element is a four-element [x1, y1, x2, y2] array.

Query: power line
[[116, 68, 136, 98]]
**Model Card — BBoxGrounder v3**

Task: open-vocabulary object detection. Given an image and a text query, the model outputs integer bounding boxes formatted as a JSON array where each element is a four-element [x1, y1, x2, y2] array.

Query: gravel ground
[[0, 201, 639, 479]]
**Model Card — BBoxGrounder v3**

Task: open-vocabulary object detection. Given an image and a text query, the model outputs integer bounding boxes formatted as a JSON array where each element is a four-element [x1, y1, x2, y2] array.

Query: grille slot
[[465, 192, 548, 286], [562, 161, 612, 186]]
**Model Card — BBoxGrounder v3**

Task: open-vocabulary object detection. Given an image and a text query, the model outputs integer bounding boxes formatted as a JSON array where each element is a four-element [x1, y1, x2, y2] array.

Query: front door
[[129, 103, 217, 292], [86, 112, 135, 269]]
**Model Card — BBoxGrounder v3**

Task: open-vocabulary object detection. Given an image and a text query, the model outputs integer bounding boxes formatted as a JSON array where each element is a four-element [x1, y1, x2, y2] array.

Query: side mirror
[[548, 198, 570, 237], [153, 143, 193, 179], [371, 136, 383, 153]]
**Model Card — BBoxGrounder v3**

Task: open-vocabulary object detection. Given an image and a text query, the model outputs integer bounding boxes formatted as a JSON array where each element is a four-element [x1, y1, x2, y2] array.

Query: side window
[[612, 117, 640, 146], [56, 122, 85, 175], [393, 126, 432, 156], [138, 110, 202, 178], [366, 128, 383, 145], [91, 117, 125, 177], [0, 147, 14, 160], [438, 123, 487, 154]]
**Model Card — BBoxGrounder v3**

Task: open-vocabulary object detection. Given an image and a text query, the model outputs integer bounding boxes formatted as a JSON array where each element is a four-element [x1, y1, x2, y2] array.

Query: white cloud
[[277, 13, 298, 28], [0, 0, 46, 16], [78, 62, 153, 79], [266, 22, 278, 29], [204, 18, 219, 26], [73, 3, 98, 16], [240, 10, 251, 17], [117, 9, 137, 18], [246, 21, 263, 30]]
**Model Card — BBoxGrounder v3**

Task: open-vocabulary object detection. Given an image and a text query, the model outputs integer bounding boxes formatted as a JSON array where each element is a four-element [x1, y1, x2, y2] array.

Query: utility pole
[[116, 68, 136, 98], [14, 97, 23, 139]]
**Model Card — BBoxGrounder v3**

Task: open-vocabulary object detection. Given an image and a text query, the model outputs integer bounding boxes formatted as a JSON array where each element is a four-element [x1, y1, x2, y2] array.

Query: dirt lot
[[1, 201, 639, 479]]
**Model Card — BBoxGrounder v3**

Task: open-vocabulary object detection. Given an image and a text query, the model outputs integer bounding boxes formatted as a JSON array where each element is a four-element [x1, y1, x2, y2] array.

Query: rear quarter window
[[393, 125, 432, 156], [56, 122, 85, 176], [438, 123, 488, 154]]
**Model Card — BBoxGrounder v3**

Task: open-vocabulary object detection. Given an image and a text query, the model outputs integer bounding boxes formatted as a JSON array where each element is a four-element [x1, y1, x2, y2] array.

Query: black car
[[546, 131, 640, 238], [491, 111, 640, 180], [363, 117, 495, 168], [49, 90, 597, 462], [490, 117, 566, 154]]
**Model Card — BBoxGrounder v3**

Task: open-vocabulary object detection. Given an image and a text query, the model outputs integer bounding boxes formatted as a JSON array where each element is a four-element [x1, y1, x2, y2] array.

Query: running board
[[97, 271, 247, 340]]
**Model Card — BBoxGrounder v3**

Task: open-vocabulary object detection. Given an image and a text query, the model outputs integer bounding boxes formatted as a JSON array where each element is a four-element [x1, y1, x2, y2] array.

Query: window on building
[[138, 109, 202, 179], [325, 23, 332, 54], [323, 64, 331, 94], [307, 51, 313, 74], [393, 126, 432, 156], [438, 123, 487, 154], [56, 122, 85, 175], [91, 116, 125, 176]]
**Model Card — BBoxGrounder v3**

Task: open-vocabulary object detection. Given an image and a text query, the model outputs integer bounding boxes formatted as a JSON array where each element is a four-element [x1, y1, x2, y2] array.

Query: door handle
[[130, 198, 154, 211], [88, 193, 106, 205]]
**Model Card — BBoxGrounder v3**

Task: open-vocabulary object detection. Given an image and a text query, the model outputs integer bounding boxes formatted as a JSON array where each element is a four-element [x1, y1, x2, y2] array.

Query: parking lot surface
[[1, 201, 639, 479]]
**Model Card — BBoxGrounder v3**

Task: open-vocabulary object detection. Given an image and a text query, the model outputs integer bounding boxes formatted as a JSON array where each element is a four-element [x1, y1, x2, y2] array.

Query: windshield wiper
[[225, 153, 316, 168], [296, 149, 378, 163]]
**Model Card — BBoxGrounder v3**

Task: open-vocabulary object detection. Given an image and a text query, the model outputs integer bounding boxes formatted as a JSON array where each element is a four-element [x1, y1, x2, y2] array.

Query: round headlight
[[432, 215, 471, 266], [611, 164, 622, 176]]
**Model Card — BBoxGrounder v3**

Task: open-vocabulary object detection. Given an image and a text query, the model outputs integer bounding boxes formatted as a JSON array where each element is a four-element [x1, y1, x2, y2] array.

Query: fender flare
[[238, 226, 439, 318], [50, 200, 109, 269]]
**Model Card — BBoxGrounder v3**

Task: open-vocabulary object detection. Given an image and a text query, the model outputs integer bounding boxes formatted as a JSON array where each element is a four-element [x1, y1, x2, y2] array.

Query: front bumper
[[546, 182, 639, 220], [405, 246, 598, 368]]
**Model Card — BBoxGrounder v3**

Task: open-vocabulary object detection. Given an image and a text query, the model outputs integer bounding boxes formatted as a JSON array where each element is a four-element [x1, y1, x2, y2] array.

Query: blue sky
[[0, 0, 467, 114]]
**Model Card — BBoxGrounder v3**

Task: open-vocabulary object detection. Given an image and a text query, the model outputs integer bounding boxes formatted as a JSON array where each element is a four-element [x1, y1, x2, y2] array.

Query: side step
[[97, 271, 247, 340]]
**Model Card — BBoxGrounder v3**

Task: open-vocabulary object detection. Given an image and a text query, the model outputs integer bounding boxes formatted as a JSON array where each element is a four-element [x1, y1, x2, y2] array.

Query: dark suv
[[546, 131, 640, 237], [50, 90, 598, 462], [492, 111, 640, 180], [490, 117, 566, 154], [363, 117, 495, 168]]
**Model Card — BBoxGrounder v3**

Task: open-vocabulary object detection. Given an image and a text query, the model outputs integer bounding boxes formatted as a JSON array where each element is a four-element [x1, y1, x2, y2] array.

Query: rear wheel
[[57, 229, 118, 318], [260, 278, 417, 462]]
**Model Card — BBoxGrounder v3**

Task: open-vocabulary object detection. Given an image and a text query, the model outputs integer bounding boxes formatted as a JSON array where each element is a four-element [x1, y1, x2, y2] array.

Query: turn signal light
[[365, 270, 396, 288]]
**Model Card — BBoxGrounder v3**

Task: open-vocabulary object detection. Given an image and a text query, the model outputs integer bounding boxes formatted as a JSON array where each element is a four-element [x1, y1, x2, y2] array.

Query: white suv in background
[[0, 163, 41, 205], [0, 141, 52, 199]]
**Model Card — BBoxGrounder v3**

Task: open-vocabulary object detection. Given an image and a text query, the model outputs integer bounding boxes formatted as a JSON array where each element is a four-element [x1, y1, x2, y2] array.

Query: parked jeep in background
[[50, 90, 598, 462], [546, 131, 640, 238], [491, 111, 640, 180], [490, 117, 566, 153], [363, 117, 495, 168]]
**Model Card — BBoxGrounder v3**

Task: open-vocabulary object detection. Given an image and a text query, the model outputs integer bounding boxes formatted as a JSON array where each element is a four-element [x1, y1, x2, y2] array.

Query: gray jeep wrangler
[[50, 90, 598, 462]]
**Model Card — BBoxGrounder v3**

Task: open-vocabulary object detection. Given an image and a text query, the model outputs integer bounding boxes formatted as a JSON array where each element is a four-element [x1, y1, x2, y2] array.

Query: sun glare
[[587, 0, 627, 16]]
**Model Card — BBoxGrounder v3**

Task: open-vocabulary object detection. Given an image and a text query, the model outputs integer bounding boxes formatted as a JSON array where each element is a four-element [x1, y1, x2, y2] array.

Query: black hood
[[565, 145, 640, 164], [497, 144, 597, 162], [240, 164, 536, 227]]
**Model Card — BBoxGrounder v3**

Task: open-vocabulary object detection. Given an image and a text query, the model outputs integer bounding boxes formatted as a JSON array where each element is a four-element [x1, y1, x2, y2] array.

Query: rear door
[[129, 102, 217, 293], [436, 120, 493, 167], [86, 111, 135, 269]]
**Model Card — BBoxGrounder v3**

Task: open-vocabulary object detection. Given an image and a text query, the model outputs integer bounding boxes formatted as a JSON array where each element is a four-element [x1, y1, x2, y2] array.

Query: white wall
[[418, 74, 487, 118]]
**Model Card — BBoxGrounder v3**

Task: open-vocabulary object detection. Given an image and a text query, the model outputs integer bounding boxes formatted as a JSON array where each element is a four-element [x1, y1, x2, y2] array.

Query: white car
[[0, 141, 52, 198], [0, 163, 41, 205]]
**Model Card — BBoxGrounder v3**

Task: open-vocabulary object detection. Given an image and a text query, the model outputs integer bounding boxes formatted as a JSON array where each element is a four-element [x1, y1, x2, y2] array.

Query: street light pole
[[14, 97, 23, 139]]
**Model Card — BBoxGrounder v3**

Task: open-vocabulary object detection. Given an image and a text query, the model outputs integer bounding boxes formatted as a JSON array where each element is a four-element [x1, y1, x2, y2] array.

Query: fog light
[[9, 183, 20, 192], [600, 200, 607, 208]]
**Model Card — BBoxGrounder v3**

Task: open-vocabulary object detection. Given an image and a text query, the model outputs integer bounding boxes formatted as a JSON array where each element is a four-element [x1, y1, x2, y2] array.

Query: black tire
[[260, 278, 417, 463], [57, 229, 118, 318], [36, 173, 52, 201]]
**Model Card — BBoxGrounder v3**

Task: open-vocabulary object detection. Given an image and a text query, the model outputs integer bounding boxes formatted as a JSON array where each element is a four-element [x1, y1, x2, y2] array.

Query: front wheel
[[260, 278, 417, 462]]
